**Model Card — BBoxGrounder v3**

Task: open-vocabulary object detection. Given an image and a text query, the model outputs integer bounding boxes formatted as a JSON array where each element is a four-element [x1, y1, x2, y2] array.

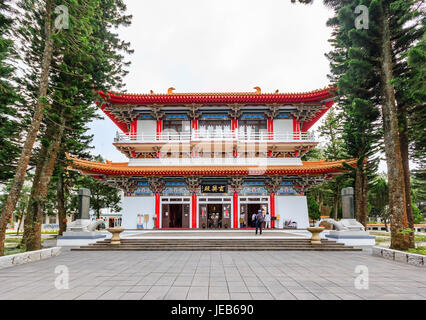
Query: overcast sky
[[87, 0, 388, 172]]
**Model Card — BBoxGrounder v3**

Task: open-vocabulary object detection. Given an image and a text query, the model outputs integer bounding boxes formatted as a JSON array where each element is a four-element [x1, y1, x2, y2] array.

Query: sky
[[87, 0, 388, 172]]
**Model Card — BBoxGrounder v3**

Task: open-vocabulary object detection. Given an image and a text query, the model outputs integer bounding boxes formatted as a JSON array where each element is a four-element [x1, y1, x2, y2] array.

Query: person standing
[[264, 212, 271, 229], [251, 212, 257, 228], [255, 209, 264, 235]]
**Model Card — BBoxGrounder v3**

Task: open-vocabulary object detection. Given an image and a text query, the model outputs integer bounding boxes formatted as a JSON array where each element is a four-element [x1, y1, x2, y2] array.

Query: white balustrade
[[115, 131, 316, 143]]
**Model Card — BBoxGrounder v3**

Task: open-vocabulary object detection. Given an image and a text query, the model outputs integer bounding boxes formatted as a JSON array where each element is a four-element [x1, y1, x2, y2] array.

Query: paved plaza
[[0, 249, 425, 300]]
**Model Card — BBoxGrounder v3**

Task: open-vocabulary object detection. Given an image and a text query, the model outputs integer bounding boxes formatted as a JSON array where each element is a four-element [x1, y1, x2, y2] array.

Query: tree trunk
[[333, 195, 338, 220], [361, 168, 368, 228], [354, 166, 362, 222], [398, 106, 415, 247], [380, 4, 410, 250], [0, 0, 54, 256], [24, 119, 65, 251], [57, 171, 67, 236], [16, 217, 23, 236]]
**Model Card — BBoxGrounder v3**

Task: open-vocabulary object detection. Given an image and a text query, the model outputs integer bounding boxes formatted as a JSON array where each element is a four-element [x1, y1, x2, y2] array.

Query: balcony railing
[[114, 131, 316, 143]]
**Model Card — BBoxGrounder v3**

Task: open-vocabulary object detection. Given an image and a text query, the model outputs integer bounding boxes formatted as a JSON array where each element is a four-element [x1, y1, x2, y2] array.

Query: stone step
[[73, 237, 359, 251], [72, 246, 361, 251]]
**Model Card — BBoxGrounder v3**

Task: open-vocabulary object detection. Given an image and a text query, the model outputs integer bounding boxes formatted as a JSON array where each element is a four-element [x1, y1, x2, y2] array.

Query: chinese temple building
[[68, 87, 356, 230]]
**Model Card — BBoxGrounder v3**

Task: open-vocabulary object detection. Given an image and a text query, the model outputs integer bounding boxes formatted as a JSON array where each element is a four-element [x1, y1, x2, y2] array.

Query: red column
[[270, 192, 275, 229], [192, 119, 198, 139], [233, 192, 239, 229], [130, 119, 137, 141], [231, 118, 238, 139], [156, 119, 162, 157], [293, 116, 300, 140], [156, 119, 162, 140], [155, 193, 160, 229], [293, 116, 300, 157], [192, 192, 197, 229], [267, 117, 274, 139]]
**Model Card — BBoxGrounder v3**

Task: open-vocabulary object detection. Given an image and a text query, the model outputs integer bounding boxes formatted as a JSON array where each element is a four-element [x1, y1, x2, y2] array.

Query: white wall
[[137, 119, 156, 139], [275, 196, 309, 229], [121, 196, 155, 229], [273, 119, 293, 135]]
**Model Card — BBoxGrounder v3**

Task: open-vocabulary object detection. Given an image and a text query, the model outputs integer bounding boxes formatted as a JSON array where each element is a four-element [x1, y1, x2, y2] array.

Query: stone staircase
[[72, 238, 362, 251]]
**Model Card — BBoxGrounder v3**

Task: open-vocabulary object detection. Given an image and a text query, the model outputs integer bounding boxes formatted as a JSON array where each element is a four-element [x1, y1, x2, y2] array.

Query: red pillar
[[267, 117, 274, 139], [155, 193, 160, 229], [192, 119, 198, 139], [192, 192, 197, 229], [293, 116, 300, 140], [233, 192, 239, 229], [130, 119, 137, 141], [156, 118, 162, 140], [232, 118, 238, 138], [267, 117, 274, 157], [156, 118, 162, 157], [270, 192, 275, 228], [293, 116, 300, 157]]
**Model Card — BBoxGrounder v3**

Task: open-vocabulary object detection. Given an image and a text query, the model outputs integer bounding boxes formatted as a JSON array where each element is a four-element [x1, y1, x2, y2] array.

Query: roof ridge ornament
[[168, 87, 175, 94], [254, 86, 261, 94]]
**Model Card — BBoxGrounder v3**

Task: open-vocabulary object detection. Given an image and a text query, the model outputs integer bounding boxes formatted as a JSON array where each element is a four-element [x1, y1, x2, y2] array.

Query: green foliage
[[307, 197, 320, 221], [0, 0, 22, 183]]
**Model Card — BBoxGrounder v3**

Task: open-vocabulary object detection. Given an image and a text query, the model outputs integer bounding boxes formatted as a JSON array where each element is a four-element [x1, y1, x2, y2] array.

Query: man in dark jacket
[[255, 210, 264, 235]]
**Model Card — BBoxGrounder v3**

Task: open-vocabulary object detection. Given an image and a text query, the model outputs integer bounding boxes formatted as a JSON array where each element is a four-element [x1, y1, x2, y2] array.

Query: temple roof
[[66, 154, 356, 177], [98, 87, 336, 134], [98, 87, 335, 105]]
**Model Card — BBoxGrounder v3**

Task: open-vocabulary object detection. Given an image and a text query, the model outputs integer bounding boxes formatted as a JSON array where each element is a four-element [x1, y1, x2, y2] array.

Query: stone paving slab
[[0, 250, 425, 300]]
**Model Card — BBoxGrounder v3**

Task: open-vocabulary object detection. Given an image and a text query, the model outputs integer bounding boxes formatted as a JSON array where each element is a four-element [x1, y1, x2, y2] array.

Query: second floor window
[[198, 120, 232, 138], [163, 120, 191, 139], [238, 119, 267, 139]]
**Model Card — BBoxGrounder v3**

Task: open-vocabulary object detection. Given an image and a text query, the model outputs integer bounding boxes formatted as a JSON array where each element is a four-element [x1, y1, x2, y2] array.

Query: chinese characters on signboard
[[201, 183, 227, 194]]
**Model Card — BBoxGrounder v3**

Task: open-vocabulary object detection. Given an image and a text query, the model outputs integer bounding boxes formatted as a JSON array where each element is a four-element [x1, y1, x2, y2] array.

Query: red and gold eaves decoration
[[66, 154, 356, 178], [98, 87, 336, 105]]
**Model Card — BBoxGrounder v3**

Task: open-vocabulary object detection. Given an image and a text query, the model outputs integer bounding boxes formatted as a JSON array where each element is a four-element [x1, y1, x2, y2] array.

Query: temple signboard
[[201, 182, 227, 194]]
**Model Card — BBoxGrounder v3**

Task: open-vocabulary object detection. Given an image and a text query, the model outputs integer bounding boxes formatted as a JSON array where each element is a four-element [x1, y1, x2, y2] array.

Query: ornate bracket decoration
[[186, 104, 202, 120], [264, 103, 280, 119], [290, 104, 323, 128], [149, 104, 165, 120], [230, 177, 244, 193], [105, 104, 139, 130], [289, 176, 328, 193], [186, 177, 200, 193], [265, 176, 283, 194], [148, 177, 165, 194], [102, 177, 138, 193], [227, 104, 243, 119]]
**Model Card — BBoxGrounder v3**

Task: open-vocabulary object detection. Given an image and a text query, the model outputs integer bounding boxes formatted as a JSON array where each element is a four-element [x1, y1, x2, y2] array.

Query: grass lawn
[[372, 231, 426, 255], [407, 247, 426, 256]]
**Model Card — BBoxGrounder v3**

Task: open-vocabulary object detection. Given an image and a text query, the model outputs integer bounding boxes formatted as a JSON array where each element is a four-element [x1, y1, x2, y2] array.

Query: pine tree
[[297, 0, 422, 250], [0, 0, 55, 256], [0, 1, 21, 184], [22, 0, 132, 251]]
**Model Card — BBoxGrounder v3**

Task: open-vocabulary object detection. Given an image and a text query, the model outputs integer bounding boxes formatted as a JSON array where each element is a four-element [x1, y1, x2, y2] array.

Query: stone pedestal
[[326, 229, 375, 246], [307, 227, 324, 244], [107, 227, 125, 245]]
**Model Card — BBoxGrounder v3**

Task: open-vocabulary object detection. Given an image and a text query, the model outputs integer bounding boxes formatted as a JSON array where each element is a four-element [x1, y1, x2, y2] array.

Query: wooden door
[[182, 204, 190, 228], [199, 204, 208, 229], [162, 204, 170, 228], [222, 204, 231, 229]]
